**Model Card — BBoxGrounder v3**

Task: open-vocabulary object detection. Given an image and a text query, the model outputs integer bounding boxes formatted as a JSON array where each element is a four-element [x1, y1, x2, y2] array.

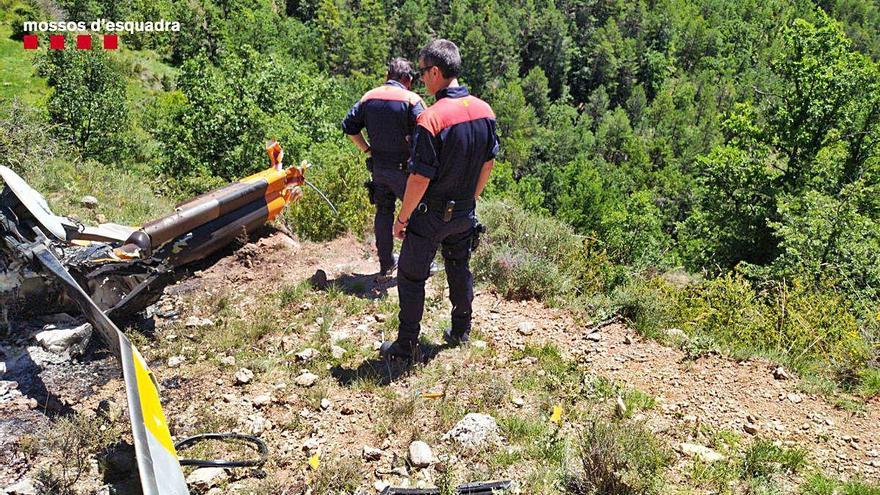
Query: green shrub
[[679, 274, 870, 375], [37, 44, 131, 164], [564, 418, 671, 495], [474, 200, 613, 301], [740, 439, 806, 480], [284, 141, 372, 241], [606, 276, 682, 340], [801, 474, 880, 495]]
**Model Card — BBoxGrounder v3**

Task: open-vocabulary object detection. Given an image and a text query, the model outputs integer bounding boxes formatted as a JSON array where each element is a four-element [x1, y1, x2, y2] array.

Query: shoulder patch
[[417, 95, 495, 135], [361, 85, 423, 104]]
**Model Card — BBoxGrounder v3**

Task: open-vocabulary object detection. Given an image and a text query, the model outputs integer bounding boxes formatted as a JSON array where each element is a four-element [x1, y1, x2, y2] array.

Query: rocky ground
[[1, 229, 879, 494]]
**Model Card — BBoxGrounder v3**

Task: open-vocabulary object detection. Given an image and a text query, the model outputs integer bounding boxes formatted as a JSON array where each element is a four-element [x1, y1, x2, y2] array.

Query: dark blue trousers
[[372, 167, 407, 272], [396, 208, 476, 344]]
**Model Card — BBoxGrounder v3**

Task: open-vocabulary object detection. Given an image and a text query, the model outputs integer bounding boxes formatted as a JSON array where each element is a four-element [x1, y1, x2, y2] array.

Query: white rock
[[517, 321, 535, 336], [248, 415, 270, 435], [331, 345, 346, 359], [408, 441, 433, 467], [787, 393, 803, 404], [295, 348, 319, 362], [35, 323, 92, 355], [252, 394, 272, 407], [185, 316, 214, 328], [773, 366, 791, 380], [374, 481, 390, 492], [362, 446, 384, 461], [615, 396, 628, 419], [186, 467, 228, 489], [167, 355, 185, 368], [471, 340, 487, 349], [234, 368, 254, 385], [443, 413, 502, 451], [677, 443, 725, 463], [220, 355, 236, 367], [295, 371, 319, 387], [320, 398, 331, 410], [329, 330, 351, 343], [511, 396, 524, 407], [4, 477, 37, 495], [80, 196, 99, 208]]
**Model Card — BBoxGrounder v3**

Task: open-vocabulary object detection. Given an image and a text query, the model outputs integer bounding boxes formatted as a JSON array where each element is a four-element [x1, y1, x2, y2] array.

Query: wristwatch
[[395, 215, 408, 226]]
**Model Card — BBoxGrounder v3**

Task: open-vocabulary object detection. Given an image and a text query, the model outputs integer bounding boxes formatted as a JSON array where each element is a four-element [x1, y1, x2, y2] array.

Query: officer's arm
[[474, 160, 495, 199], [342, 101, 369, 153], [398, 174, 430, 223], [347, 133, 371, 155]]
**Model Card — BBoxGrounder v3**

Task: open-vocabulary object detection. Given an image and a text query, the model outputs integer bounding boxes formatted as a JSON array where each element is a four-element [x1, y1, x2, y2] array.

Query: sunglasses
[[417, 65, 435, 76]]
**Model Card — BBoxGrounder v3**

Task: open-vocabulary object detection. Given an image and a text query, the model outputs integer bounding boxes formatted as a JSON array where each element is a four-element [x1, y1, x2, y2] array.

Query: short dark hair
[[419, 39, 461, 79], [386, 57, 414, 83]]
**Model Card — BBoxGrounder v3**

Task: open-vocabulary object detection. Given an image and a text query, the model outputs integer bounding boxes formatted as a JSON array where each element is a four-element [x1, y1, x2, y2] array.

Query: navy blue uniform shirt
[[342, 80, 425, 166], [409, 86, 500, 201]]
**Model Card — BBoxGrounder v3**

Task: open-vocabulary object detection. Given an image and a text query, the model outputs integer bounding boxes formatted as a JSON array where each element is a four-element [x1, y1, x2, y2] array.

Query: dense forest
[[1, 0, 879, 394]]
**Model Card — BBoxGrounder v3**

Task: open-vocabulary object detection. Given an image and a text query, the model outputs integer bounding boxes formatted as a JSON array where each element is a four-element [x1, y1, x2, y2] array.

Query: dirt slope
[[2, 230, 878, 493]]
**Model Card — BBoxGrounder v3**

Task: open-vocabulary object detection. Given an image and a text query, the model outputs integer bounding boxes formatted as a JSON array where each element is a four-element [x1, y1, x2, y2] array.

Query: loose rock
[[4, 477, 37, 495], [295, 348, 319, 362], [408, 441, 433, 468], [234, 368, 254, 385], [185, 316, 214, 328], [167, 355, 185, 368], [443, 413, 502, 451], [81, 196, 99, 208], [295, 371, 319, 387], [615, 396, 628, 419], [677, 443, 725, 463], [331, 345, 346, 359], [517, 322, 535, 336], [220, 355, 236, 367], [773, 366, 791, 380], [35, 323, 92, 355], [186, 467, 228, 489]]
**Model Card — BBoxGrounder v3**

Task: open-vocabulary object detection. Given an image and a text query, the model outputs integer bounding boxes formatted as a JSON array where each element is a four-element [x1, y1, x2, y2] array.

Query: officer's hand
[[393, 218, 407, 240]]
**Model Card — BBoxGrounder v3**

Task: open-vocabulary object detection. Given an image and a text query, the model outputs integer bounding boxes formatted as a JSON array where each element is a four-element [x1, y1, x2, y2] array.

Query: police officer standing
[[380, 39, 500, 360], [342, 58, 426, 281]]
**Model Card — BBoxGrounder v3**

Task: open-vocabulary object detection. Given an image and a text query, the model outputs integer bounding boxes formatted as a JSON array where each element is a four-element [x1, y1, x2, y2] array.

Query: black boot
[[442, 328, 470, 347], [379, 339, 418, 360]]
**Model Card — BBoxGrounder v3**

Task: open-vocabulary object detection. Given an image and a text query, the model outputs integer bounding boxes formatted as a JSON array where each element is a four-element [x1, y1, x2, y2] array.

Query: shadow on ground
[[315, 270, 398, 300], [330, 342, 448, 386]]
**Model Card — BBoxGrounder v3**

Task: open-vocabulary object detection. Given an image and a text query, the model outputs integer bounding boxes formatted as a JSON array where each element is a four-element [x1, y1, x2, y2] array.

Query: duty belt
[[417, 197, 476, 222]]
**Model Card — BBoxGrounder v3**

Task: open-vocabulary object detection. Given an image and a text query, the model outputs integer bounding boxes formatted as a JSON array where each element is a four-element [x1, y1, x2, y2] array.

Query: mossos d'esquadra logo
[[20, 18, 181, 50]]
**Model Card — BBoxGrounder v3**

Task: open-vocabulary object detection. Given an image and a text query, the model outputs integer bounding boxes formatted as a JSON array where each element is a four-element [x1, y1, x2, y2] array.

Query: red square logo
[[49, 35, 64, 50], [103, 34, 118, 50], [23, 34, 38, 50], [76, 35, 92, 50]]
